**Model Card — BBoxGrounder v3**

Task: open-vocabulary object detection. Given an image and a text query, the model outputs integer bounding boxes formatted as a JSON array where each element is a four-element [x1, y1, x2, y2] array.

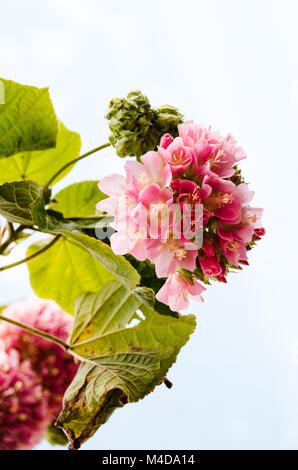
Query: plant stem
[[43, 142, 111, 192], [0, 224, 30, 255], [0, 235, 61, 272], [0, 314, 70, 350], [28, 226, 46, 233], [65, 215, 107, 221], [0, 223, 15, 255]]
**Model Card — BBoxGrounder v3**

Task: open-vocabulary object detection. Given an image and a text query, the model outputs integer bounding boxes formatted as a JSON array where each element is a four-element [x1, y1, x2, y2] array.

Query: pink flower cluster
[[0, 348, 49, 450], [97, 122, 264, 312], [0, 299, 78, 450]]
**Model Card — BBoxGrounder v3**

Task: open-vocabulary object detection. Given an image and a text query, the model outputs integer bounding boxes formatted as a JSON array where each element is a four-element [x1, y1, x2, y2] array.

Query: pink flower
[[218, 237, 247, 266], [217, 222, 254, 266], [199, 254, 222, 277], [216, 263, 228, 283], [97, 152, 172, 231], [156, 273, 206, 311], [145, 238, 198, 278], [253, 227, 266, 241], [254, 227, 265, 239], [138, 183, 173, 209], [204, 176, 243, 224], [0, 348, 50, 450], [237, 182, 254, 206], [201, 239, 216, 257], [170, 178, 211, 211], [200, 133, 246, 178], [125, 151, 172, 195], [96, 173, 128, 217], [109, 182, 174, 261], [178, 121, 246, 178], [159, 137, 194, 175], [177, 121, 203, 146], [110, 203, 148, 260], [171, 179, 200, 206], [171, 178, 212, 227], [139, 184, 173, 241], [98, 152, 171, 206], [255, 227, 265, 237], [241, 207, 263, 228], [0, 299, 78, 417], [160, 133, 173, 149]]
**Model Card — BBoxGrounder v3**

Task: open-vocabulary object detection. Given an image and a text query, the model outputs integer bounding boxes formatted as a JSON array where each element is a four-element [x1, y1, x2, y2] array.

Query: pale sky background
[[0, 0, 298, 450]]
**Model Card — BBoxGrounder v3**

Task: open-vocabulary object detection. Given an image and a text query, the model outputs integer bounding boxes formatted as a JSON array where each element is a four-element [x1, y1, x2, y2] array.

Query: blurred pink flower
[[0, 348, 50, 450], [0, 299, 78, 417]]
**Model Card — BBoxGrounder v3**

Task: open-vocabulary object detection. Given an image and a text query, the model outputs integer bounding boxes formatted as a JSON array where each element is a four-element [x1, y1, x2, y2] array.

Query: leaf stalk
[[0, 313, 70, 350], [0, 234, 61, 272], [43, 142, 111, 192]]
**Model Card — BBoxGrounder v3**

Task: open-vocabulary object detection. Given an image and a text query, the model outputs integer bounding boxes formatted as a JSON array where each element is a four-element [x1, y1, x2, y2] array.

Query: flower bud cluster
[[106, 90, 183, 158]]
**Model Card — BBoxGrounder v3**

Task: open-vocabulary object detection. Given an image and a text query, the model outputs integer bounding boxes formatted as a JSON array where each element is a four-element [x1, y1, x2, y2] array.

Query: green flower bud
[[106, 90, 183, 159]]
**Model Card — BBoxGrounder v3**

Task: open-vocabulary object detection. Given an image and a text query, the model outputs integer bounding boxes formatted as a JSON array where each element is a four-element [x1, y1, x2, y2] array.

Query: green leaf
[[26, 236, 116, 314], [0, 180, 45, 225], [69, 281, 145, 345], [55, 231, 140, 290], [57, 284, 196, 449], [0, 78, 58, 158], [49, 181, 105, 218], [0, 122, 81, 185], [45, 424, 68, 447]]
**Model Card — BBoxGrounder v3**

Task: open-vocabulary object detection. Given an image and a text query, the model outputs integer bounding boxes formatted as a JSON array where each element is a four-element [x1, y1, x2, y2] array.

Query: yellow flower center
[[215, 192, 234, 208], [171, 149, 189, 166], [241, 210, 257, 225], [226, 241, 240, 252], [170, 243, 188, 261], [208, 149, 227, 168], [138, 171, 153, 188]]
